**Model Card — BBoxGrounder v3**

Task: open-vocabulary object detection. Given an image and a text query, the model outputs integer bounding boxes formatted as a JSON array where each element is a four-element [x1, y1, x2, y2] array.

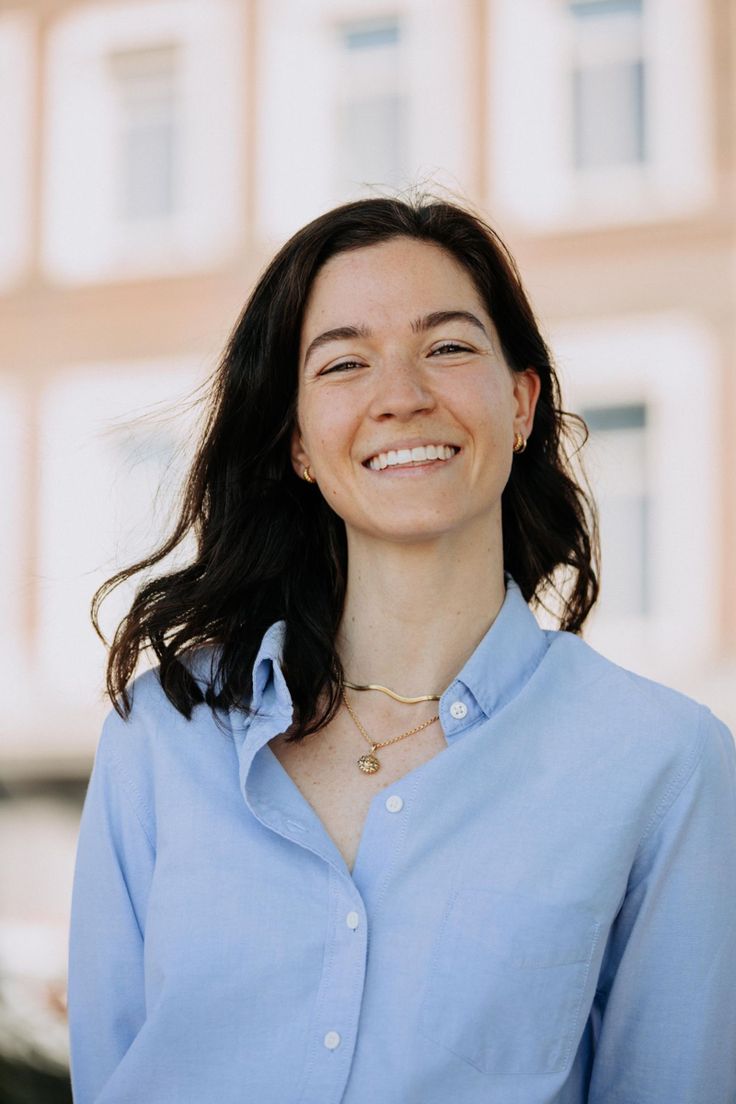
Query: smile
[[365, 444, 460, 471]]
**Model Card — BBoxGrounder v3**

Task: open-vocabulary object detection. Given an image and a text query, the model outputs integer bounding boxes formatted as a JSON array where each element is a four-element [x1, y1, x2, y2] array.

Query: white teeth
[[366, 444, 458, 469]]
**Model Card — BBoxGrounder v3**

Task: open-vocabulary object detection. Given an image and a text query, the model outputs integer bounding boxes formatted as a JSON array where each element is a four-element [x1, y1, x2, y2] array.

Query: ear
[[512, 368, 542, 438], [290, 422, 311, 479]]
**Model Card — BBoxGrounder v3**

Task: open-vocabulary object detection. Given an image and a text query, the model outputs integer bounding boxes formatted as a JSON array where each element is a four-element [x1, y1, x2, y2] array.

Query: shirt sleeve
[[589, 706, 736, 1104], [67, 709, 155, 1104]]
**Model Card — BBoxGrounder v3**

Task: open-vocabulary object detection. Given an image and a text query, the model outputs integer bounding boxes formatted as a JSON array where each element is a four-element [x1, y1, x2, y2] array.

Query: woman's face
[[292, 236, 540, 548]]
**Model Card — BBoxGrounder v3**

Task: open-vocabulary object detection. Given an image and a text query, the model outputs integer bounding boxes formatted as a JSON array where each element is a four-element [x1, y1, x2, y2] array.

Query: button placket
[[296, 866, 368, 1103]]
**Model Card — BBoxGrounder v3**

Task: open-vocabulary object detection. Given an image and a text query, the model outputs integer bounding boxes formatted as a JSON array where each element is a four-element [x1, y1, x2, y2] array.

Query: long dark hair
[[92, 195, 599, 739]]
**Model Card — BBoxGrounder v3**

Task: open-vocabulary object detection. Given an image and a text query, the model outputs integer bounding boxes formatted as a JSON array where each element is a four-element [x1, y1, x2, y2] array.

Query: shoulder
[[542, 627, 704, 720], [93, 646, 232, 826], [539, 626, 728, 763], [110, 644, 224, 730], [529, 629, 736, 841]]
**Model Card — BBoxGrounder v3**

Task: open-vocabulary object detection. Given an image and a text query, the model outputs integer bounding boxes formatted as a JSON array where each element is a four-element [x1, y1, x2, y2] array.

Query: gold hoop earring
[[302, 466, 316, 484], [512, 432, 527, 454]]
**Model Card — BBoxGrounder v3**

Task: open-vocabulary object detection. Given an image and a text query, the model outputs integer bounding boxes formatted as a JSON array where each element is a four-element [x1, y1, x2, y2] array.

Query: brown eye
[[430, 342, 472, 355], [321, 360, 364, 375]]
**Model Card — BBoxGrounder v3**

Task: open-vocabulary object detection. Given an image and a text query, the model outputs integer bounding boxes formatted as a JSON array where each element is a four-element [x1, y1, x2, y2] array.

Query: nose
[[367, 358, 437, 421]]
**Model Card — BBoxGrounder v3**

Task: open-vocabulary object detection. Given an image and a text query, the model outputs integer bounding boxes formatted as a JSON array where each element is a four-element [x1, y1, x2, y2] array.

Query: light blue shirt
[[68, 576, 736, 1103]]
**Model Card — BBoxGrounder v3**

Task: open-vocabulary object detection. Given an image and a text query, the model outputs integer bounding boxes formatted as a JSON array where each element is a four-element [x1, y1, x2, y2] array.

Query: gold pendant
[[357, 752, 381, 774]]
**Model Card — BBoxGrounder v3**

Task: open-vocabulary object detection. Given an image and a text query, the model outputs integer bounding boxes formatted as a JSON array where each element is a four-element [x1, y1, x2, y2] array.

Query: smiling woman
[[292, 236, 541, 556], [69, 196, 736, 1104]]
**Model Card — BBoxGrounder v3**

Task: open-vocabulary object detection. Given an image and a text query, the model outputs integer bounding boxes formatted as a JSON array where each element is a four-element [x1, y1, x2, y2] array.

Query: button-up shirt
[[67, 576, 736, 1103]]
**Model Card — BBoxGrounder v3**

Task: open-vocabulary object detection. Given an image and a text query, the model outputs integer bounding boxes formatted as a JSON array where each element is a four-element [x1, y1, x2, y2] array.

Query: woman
[[68, 197, 736, 1103]]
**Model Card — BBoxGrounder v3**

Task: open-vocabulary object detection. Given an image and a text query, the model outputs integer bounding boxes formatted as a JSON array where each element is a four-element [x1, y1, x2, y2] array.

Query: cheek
[[299, 400, 359, 468], [454, 378, 514, 439]]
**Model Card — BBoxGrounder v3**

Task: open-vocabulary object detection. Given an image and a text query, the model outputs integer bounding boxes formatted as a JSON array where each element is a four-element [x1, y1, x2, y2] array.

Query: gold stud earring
[[512, 432, 527, 454], [302, 466, 316, 484]]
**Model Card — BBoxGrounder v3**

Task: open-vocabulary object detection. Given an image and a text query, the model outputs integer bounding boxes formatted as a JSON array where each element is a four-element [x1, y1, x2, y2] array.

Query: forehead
[[301, 238, 488, 334]]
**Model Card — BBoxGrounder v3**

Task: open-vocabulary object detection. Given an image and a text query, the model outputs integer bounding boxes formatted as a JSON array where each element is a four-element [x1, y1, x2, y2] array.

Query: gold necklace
[[342, 679, 441, 704], [341, 689, 440, 774]]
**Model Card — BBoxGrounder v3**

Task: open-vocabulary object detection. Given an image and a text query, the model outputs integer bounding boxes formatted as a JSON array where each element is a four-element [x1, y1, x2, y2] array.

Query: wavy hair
[[92, 195, 599, 739]]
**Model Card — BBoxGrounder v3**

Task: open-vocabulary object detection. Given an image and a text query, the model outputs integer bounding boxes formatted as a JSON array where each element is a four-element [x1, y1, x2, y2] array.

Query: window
[[553, 314, 717, 686], [335, 17, 407, 191], [42, 0, 244, 282], [36, 364, 200, 707], [109, 44, 180, 222], [0, 12, 34, 289], [0, 385, 25, 687], [490, 0, 711, 228], [582, 402, 650, 618], [569, 0, 646, 171]]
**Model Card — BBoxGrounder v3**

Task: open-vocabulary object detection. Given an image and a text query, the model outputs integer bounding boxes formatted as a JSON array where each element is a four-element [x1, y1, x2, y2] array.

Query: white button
[[346, 911, 360, 929], [385, 794, 404, 813], [450, 700, 468, 720], [324, 1031, 341, 1049]]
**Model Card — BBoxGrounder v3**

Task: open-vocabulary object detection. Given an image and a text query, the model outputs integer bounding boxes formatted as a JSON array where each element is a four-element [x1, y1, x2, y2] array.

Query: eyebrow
[[302, 310, 490, 367]]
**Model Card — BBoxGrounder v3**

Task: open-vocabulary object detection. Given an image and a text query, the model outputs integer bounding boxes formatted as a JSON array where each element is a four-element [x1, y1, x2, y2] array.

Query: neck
[[336, 524, 507, 697]]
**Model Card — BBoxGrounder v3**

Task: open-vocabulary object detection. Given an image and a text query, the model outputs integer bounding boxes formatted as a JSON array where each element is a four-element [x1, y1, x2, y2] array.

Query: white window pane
[[120, 118, 177, 218], [343, 22, 400, 50], [337, 95, 407, 188], [595, 484, 650, 617], [0, 14, 34, 289], [570, 0, 643, 20], [109, 45, 180, 221], [569, 0, 646, 171], [36, 366, 200, 707], [0, 387, 25, 686], [583, 403, 650, 617], [573, 60, 645, 168], [336, 18, 407, 190]]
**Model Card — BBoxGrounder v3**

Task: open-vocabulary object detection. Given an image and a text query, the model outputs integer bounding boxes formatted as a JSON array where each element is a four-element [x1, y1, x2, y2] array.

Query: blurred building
[[0, 0, 734, 1085]]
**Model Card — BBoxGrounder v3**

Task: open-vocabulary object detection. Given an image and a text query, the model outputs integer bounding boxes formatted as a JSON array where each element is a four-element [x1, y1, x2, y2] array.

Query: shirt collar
[[246, 572, 548, 730], [444, 572, 549, 727], [249, 619, 290, 717]]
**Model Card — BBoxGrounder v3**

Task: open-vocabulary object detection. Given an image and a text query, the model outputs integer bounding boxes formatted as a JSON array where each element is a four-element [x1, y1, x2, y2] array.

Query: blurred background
[[0, 0, 734, 1097]]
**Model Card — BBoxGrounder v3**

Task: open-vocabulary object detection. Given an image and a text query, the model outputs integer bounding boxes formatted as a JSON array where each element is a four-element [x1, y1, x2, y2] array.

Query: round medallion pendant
[[357, 753, 380, 774]]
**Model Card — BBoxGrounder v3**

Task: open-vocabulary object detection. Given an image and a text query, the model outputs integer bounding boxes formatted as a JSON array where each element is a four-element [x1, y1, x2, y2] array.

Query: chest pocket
[[419, 887, 601, 1076]]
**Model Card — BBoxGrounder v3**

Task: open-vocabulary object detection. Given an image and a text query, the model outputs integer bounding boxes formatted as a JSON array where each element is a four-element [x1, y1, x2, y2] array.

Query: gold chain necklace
[[341, 689, 440, 775]]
